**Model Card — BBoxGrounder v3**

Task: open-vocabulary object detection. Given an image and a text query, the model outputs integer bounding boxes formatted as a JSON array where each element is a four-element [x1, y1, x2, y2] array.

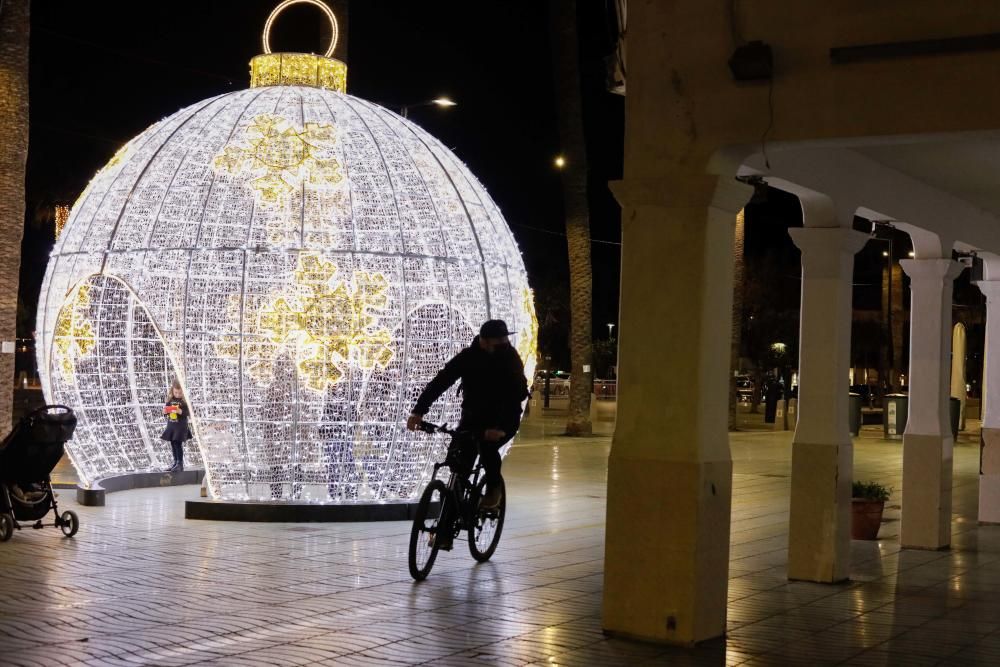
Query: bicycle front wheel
[[468, 476, 506, 562], [409, 479, 449, 581]]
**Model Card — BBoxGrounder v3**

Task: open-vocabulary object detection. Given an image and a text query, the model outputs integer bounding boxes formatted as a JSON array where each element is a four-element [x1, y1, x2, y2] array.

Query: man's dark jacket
[[412, 337, 529, 440]]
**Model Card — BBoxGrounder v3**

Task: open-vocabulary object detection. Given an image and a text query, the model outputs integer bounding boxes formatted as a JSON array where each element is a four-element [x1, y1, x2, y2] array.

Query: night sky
[[27, 2, 977, 380], [22, 1, 625, 361]]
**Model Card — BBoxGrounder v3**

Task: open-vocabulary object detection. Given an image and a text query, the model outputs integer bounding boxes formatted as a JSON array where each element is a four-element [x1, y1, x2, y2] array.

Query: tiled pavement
[[2, 409, 1000, 666]]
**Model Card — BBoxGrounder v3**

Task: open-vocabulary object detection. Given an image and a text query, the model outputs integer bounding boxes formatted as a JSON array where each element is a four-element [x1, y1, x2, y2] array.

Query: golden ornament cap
[[250, 0, 347, 92]]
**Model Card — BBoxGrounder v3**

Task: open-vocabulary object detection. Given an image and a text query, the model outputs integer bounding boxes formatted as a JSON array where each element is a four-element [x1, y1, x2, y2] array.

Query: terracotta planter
[[851, 499, 885, 540]]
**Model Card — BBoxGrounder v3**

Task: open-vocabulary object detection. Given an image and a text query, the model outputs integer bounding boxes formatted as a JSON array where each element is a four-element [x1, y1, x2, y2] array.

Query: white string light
[[38, 83, 537, 503], [263, 0, 339, 58]]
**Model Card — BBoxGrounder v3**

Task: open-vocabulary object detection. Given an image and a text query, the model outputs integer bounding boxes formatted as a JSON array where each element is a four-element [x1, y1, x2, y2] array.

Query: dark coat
[[413, 336, 529, 440], [161, 398, 192, 442]]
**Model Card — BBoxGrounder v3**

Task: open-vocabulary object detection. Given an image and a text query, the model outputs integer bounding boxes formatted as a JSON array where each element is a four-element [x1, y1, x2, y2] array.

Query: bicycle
[[408, 421, 506, 581]]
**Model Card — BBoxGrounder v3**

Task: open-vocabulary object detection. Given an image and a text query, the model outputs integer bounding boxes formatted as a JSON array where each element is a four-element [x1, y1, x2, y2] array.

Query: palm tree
[[729, 209, 746, 430], [548, 0, 593, 436], [0, 0, 30, 430]]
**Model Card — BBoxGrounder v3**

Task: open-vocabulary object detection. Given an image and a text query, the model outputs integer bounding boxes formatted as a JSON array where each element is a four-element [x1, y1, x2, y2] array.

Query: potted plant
[[851, 480, 892, 540]]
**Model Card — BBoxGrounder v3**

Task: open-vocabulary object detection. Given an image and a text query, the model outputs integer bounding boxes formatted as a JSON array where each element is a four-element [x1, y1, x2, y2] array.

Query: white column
[[900, 258, 963, 549], [975, 281, 1000, 524], [787, 227, 868, 582], [951, 323, 967, 431]]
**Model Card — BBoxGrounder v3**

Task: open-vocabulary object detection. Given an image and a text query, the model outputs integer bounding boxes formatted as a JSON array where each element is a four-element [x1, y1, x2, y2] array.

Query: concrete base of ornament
[[75, 469, 206, 506], [185, 499, 426, 522]]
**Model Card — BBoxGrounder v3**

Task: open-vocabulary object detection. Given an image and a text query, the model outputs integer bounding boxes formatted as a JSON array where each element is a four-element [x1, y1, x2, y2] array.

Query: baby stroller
[[0, 405, 79, 542]]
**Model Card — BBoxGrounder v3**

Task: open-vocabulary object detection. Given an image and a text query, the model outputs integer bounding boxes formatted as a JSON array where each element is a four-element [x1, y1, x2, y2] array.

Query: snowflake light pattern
[[517, 288, 539, 380], [227, 253, 394, 391], [213, 113, 343, 206], [52, 285, 95, 378]]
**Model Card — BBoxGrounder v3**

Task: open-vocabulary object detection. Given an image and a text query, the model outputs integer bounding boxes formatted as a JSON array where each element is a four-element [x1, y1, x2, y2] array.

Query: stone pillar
[[975, 281, 1000, 524], [786, 227, 868, 583], [899, 258, 963, 549], [603, 175, 750, 645]]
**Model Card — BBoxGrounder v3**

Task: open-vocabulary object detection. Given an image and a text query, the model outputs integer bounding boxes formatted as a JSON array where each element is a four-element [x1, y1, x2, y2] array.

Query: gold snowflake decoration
[[517, 287, 539, 366], [515, 287, 540, 382], [219, 254, 394, 392], [213, 113, 343, 206], [53, 285, 96, 379]]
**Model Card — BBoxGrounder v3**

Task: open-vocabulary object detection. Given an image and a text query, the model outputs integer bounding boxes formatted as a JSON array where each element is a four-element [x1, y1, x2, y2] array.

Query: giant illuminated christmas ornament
[[37, 0, 537, 503]]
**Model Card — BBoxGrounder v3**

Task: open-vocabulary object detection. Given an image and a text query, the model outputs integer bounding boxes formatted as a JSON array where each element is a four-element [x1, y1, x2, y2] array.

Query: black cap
[[480, 319, 515, 338]]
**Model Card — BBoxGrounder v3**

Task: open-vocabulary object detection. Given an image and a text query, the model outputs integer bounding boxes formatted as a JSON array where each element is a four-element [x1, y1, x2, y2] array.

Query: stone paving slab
[[1, 416, 999, 665]]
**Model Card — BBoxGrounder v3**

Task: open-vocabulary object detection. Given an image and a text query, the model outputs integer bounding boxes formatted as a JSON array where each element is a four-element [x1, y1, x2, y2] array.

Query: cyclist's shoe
[[479, 485, 503, 510], [429, 531, 453, 551]]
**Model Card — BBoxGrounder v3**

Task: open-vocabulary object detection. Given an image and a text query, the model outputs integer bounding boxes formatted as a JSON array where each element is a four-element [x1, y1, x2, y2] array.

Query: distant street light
[[554, 155, 566, 169], [400, 97, 457, 118], [607, 322, 615, 339]]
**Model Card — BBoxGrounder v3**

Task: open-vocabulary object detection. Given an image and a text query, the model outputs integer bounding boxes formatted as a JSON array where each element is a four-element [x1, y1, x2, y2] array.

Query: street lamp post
[[400, 96, 457, 118], [607, 322, 615, 339]]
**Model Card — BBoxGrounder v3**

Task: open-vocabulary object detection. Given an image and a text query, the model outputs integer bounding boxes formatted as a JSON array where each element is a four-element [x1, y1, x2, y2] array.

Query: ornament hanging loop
[[263, 0, 339, 58]]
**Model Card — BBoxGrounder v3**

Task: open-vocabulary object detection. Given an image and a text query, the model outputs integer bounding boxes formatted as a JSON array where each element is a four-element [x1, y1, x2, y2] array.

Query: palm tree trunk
[[0, 0, 30, 431], [881, 259, 905, 390], [549, 0, 593, 436], [729, 209, 746, 430]]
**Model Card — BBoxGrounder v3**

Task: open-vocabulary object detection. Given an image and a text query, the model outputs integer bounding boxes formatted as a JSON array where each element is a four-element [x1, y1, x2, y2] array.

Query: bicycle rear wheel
[[409, 480, 449, 581], [468, 476, 505, 562]]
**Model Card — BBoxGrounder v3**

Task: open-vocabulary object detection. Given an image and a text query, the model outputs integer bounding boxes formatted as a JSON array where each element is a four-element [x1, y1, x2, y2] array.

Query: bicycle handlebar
[[417, 420, 456, 435]]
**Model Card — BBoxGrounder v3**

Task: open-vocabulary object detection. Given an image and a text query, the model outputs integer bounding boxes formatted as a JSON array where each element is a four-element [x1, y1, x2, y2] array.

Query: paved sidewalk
[[1, 414, 998, 665]]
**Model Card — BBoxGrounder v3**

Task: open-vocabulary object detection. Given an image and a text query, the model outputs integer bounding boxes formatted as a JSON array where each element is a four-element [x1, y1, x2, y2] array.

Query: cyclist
[[407, 319, 529, 515]]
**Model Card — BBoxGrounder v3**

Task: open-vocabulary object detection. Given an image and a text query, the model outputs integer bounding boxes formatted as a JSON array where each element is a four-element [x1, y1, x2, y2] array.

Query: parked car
[[532, 370, 571, 396]]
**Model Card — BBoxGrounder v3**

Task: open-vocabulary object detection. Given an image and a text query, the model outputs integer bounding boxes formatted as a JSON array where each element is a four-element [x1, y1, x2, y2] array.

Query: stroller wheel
[[0, 514, 13, 542], [59, 510, 79, 538]]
